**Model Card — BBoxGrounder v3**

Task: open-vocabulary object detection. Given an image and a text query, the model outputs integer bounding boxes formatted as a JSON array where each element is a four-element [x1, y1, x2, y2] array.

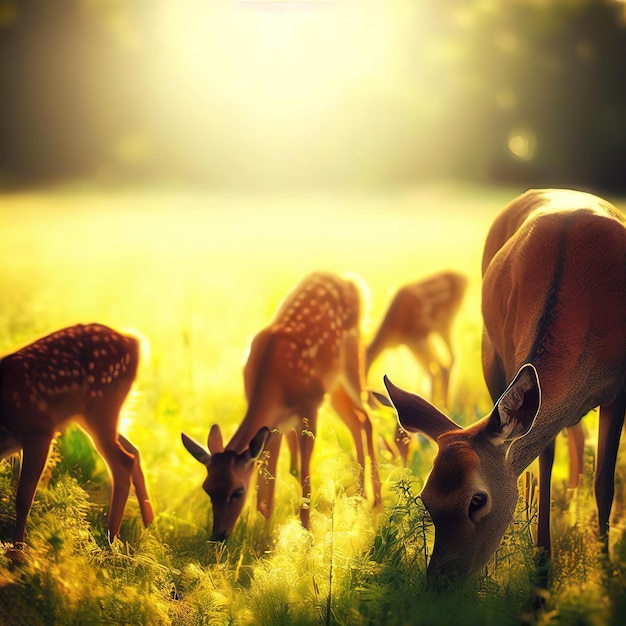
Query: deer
[[384, 189, 626, 584], [182, 272, 382, 541], [482, 196, 586, 492], [0, 323, 154, 554], [365, 271, 467, 464]]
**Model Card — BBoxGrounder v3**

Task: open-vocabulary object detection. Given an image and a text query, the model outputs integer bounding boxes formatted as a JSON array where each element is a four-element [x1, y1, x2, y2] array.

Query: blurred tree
[[0, 0, 624, 191]]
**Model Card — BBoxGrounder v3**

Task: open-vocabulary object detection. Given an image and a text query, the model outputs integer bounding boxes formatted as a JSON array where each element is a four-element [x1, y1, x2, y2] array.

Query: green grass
[[0, 185, 625, 625]]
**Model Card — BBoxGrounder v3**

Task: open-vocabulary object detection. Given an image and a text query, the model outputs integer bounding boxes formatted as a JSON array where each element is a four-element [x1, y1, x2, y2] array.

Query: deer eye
[[469, 491, 488, 516], [230, 487, 245, 502]]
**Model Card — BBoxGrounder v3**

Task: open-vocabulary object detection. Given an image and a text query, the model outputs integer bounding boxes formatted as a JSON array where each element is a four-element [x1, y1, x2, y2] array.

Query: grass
[[0, 184, 624, 625]]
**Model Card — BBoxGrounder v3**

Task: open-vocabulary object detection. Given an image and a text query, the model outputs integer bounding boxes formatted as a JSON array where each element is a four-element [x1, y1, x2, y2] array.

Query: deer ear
[[181, 432, 211, 466], [248, 426, 270, 460], [383, 375, 461, 442], [486, 364, 541, 445], [208, 424, 224, 454]]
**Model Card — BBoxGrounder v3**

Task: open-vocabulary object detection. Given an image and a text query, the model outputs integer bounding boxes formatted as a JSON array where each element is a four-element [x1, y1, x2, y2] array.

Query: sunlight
[[157, 2, 398, 112], [507, 127, 536, 162], [152, 1, 422, 170]]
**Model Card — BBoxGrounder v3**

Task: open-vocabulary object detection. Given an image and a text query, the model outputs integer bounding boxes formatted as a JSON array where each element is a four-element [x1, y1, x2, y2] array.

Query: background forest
[[0, 0, 625, 193]]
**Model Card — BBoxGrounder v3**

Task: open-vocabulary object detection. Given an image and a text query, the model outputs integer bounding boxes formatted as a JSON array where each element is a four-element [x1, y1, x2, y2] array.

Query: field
[[0, 185, 625, 625]]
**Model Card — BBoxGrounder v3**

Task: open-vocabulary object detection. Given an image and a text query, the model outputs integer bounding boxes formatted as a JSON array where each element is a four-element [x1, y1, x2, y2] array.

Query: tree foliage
[[0, 0, 625, 191]]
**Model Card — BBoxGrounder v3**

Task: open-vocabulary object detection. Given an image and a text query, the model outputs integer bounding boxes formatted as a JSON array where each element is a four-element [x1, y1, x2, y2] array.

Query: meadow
[[0, 185, 625, 625]]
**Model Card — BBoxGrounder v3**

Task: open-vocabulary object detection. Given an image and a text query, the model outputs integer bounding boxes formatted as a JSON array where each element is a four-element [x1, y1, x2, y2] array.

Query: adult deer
[[0, 323, 154, 551], [482, 196, 586, 491], [384, 189, 625, 582], [365, 271, 467, 464], [182, 272, 381, 541]]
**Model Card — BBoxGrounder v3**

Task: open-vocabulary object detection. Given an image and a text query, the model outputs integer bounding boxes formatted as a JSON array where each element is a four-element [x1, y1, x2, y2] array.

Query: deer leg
[[340, 330, 382, 504], [257, 430, 282, 520], [117, 434, 154, 527], [438, 327, 455, 410], [365, 320, 401, 376], [13, 435, 52, 545], [364, 337, 383, 377], [330, 387, 366, 491], [439, 364, 451, 412], [408, 339, 438, 404], [537, 439, 555, 557], [86, 410, 134, 539], [566, 423, 585, 490], [286, 428, 299, 478], [298, 410, 319, 530], [595, 391, 626, 552], [402, 339, 439, 464], [331, 386, 382, 507], [394, 424, 411, 467], [96, 437, 134, 540], [535, 438, 556, 588], [361, 407, 382, 508]]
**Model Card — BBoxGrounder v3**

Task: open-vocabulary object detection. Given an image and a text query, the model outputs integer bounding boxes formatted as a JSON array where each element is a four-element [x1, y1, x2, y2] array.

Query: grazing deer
[[182, 272, 381, 541], [0, 324, 154, 551], [482, 197, 586, 492], [384, 189, 625, 583], [365, 271, 467, 464]]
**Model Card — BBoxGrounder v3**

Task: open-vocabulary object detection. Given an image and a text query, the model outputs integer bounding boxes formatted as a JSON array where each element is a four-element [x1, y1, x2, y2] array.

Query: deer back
[[237, 272, 362, 443], [0, 324, 138, 438]]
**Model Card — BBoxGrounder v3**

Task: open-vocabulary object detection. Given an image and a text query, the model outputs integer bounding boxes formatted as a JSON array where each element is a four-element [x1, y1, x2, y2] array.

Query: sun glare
[[507, 127, 536, 162], [154, 1, 413, 146]]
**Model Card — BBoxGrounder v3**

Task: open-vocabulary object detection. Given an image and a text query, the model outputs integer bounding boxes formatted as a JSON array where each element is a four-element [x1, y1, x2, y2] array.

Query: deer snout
[[208, 497, 244, 543], [425, 537, 475, 588], [210, 530, 228, 543], [426, 554, 468, 588]]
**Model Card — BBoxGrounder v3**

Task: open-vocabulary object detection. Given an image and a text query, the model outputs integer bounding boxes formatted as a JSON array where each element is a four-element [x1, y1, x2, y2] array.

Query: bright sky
[[149, 0, 419, 168]]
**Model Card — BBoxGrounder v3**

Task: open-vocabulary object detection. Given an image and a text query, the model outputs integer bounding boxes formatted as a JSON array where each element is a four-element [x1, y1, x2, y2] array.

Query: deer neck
[[506, 283, 624, 475], [506, 358, 592, 476], [227, 383, 286, 454]]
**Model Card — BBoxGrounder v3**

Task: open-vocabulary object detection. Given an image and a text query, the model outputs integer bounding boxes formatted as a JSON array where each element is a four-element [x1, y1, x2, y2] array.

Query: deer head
[[384, 364, 540, 583], [181, 424, 270, 541]]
